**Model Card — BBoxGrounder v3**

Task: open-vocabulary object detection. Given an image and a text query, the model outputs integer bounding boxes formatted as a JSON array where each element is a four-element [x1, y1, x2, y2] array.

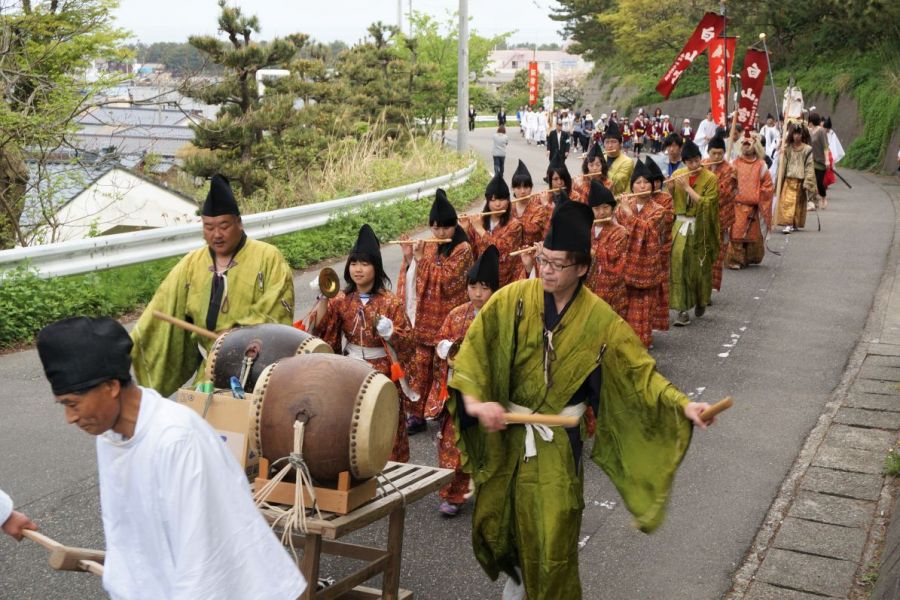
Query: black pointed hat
[[766, 113, 774, 120], [707, 131, 726, 151], [682, 138, 702, 160], [588, 180, 616, 208], [467, 244, 500, 291], [644, 156, 665, 183], [485, 173, 510, 200], [511, 159, 533, 188], [202, 174, 240, 217], [603, 119, 623, 142], [345, 223, 383, 280], [630, 158, 653, 188], [824, 116, 832, 129], [544, 200, 593, 253], [37, 317, 133, 396], [429, 188, 457, 227]]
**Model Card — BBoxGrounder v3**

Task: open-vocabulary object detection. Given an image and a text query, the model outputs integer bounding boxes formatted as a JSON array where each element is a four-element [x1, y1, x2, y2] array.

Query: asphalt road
[[0, 127, 895, 600]]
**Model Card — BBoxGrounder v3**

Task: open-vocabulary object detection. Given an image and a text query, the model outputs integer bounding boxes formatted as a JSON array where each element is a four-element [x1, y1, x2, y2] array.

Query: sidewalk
[[728, 174, 900, 599]]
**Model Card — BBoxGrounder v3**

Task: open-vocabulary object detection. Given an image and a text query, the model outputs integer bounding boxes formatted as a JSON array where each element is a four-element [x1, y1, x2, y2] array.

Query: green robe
[[130, 238, 295, 397], [449, 278, 693, 600], [605, 153, 635, 197], [669, 167, 720, 311]]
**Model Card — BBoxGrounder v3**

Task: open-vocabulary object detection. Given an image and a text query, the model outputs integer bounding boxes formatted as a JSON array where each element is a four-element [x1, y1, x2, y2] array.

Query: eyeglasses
[[535, 255, 577, 272]]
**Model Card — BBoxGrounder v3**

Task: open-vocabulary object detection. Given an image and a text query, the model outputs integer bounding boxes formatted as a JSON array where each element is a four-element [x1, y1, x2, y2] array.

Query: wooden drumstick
[[504, 413, 580, 427], [151, 310, 219, 341], [387, 238, 452, 244], [700, 397, 733, 422], [22, 530, 106, 574]]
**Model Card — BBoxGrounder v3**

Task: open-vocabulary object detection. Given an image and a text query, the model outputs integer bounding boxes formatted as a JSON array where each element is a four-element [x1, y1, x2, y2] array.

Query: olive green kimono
[[130, 238, 295, 397], [605, 153, 636, 197], [669, 167, 720, 312], [449, 278, 693, 600]]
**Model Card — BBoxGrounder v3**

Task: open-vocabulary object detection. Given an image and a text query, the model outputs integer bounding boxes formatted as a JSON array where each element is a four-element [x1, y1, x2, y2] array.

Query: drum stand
[[260, 462, 453, 600], [255, 458, 377, 515]]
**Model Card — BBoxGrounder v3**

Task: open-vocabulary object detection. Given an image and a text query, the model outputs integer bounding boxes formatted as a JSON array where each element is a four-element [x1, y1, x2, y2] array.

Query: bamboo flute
[[387, 238, 452, 244]]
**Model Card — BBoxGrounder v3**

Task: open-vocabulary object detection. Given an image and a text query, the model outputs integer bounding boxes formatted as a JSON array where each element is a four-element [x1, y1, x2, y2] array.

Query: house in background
[[481, 48, 593, 91], [22, 164, 200, 244]]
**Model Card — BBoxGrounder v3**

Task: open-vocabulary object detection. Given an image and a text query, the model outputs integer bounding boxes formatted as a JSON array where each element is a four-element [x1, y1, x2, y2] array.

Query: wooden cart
[[260, 462, 453, 600]]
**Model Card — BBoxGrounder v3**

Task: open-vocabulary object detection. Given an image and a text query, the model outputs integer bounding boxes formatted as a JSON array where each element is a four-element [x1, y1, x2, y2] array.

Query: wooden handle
[[510, 246, 538, 257], [22, 530, 63, 552], [700, 397, 733, 422], [77, 560, 105, 577], [505, 412, 580, 427], [387, 238, 452, 244], [151, 310, 219, 341]]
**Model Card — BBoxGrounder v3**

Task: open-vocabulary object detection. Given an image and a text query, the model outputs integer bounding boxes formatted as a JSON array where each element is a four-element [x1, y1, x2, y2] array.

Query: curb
[[725, 172, 900, 599]]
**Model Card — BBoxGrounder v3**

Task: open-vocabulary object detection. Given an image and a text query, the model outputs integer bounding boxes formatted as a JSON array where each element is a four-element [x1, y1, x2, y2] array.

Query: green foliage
[[131, 41, 217, 76], [269, 169, 488, 270], [885, 444, 900, 477], [0, 0, 131, 249], [498, 69, 549, 113]]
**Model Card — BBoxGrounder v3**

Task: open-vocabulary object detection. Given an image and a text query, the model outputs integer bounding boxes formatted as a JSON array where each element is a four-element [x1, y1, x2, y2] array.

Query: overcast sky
[[114, 0, 566, 46]]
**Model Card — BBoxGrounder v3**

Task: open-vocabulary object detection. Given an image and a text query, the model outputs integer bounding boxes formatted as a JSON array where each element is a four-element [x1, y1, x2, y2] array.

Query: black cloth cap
[[485, 173, 510, 200], [511, 159, 532, 188], [346, 223, 383, 276], [588, 180, 616, 208], [429, 188, 457, 227], [707, 132, 726, 151], [682, 139, 702, 160], [630, 159, 653, 188], [544, 200, 593, 253], [824, 116, 832, 129], [645, 156, 665, 183], [603, 119, 623, 142], [766, 113, 774, 120], [202, 174, 240, 217], [37, 317, 133, 396], [467, 244, 500, 291]]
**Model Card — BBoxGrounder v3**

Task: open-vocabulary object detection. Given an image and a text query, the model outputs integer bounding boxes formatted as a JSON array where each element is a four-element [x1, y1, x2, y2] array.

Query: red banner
[[656, 12, 726, 99], [737, 49, 768, 130], [527, 61, 539, 106], [708, 37, 737, 128]]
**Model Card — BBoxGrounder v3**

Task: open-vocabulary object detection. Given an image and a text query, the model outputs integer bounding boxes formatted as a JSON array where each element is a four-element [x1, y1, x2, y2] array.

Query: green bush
[[0, 169, 488, 348]]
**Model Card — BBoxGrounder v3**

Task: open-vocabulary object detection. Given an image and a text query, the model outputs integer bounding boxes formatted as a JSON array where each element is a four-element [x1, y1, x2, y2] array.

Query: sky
[[113, 0, 566, 46]]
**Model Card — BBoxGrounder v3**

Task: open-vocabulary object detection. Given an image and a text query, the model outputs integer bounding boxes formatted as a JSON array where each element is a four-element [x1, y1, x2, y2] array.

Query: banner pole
[[720, 0, 728, 125], [759, 33, 781, 123]]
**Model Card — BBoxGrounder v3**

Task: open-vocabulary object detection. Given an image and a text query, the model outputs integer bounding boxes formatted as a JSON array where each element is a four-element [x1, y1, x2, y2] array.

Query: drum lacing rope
[[254, 420, 323, 562], [376, 471, 410, 508]]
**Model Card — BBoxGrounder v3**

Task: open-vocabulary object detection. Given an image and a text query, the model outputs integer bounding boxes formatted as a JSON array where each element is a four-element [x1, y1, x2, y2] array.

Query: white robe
[[97, 387, 306, 600], [0, 487, 12, 525], [827, 129, 845, 164], [761, 124, 781, 160], [536, 112, 548, 143], [525, 111, 537, 141], [694, 118, 718, 157]]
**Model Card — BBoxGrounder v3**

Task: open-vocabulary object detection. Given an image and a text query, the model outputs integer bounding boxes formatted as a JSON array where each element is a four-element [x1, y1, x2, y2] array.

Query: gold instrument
[[317, 267, 340, 299]]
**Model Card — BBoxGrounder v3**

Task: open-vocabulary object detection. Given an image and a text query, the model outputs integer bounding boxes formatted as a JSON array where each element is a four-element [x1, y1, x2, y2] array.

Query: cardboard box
[[177, 389, 259, 478]]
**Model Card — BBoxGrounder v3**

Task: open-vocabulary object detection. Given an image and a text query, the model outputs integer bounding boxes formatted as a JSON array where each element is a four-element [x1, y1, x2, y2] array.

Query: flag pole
[[759, 33, 781, 123], [720, 0, 728, 125]]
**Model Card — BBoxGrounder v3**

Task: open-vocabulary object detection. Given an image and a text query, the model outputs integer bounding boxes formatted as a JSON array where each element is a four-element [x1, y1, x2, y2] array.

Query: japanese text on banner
[[737, 49, 768, 130], [528, 61, 539, 106], [656, 12, 726, 99], [708, 37, 737, 127]]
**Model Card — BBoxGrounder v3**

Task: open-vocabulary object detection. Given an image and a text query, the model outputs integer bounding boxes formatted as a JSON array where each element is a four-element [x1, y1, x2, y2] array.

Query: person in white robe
[[36, 316, 306, 600], [760, 114, 781, 161], [824, 117, 845, 164], [536, 109, 548, 146], [694, 109, 718, 157]]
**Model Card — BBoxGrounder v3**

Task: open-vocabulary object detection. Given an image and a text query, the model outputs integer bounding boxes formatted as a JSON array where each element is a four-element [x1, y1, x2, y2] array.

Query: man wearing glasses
[[449, 201, 715, 600]]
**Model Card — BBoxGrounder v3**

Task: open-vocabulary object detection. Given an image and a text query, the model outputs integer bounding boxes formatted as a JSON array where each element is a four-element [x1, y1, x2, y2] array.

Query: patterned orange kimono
[[398, 239, 473, 419], [570, 175, 612, 204], [706, 160, 737, 291], [424, 301, 477, 505], [653, 191, 675, 331], [616, 198, 667, 346], [586, 222, 627, 317], [465, 218, 525, 287], [729, 156, 774, 267], [515, 194, 553, 247], [314, 290, 413, 462]]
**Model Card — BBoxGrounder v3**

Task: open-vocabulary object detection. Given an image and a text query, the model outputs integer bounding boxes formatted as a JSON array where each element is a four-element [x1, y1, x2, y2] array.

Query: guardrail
[[0, 161, 478, 279]]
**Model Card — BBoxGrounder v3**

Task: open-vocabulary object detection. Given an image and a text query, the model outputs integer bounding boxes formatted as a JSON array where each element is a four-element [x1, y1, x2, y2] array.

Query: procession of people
[[2, 101, 846, 600]]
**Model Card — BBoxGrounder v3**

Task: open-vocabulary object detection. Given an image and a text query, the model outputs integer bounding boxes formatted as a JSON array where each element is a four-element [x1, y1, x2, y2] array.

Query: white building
[[482, 48, 593, 90], [36, 167, 200, 243]]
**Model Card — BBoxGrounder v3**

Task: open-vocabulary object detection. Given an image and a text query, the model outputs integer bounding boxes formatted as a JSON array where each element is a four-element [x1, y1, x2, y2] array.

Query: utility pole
[[456, 0, 469, 153], [397, 0, 403, 32]]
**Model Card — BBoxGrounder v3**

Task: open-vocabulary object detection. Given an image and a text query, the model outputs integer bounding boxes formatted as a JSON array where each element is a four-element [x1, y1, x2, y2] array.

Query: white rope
[[254, 420, 323, 562]]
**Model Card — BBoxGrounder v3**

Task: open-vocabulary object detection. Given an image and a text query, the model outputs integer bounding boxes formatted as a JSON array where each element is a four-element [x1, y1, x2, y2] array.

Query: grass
[[885, 443, 900, 477], [0, 166, 487, 349]]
